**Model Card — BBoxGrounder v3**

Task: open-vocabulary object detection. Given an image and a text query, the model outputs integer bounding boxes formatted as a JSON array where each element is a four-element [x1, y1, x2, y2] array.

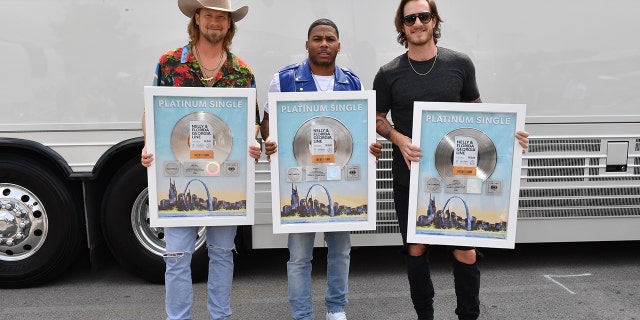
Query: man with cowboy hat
[[141, 0, 260, 319]]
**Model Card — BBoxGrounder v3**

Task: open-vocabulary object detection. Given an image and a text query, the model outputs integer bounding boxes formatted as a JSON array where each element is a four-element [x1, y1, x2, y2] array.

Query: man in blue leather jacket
[[259, 18, 381, 320]]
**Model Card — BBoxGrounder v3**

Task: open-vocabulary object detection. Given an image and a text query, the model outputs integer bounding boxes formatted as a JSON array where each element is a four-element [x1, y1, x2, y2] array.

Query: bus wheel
[[0, 156, 82, 288], [101, 157, 207, 283]]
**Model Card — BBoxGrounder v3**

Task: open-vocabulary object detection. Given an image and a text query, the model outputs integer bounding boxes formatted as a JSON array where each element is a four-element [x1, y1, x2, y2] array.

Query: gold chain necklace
[[407, 51, 438, 76], [312, 74, 334, 91], [193, 44, 224, 83]]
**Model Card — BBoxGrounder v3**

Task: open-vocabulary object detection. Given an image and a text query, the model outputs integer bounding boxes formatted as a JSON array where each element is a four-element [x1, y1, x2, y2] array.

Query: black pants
[[394, 181, 481, 320]]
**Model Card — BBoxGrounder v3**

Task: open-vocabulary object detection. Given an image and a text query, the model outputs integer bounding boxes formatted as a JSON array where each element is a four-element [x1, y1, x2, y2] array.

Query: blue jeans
[[287, 231, 351, 320], [163, 225, 237, 320]]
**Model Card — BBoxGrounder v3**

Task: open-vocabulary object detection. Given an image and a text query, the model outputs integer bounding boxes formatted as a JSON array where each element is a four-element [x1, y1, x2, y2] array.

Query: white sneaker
[[326, 311, 347, 320]]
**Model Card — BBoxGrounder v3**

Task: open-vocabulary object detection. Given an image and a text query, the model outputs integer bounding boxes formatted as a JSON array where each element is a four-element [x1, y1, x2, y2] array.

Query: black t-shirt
[[373, 47, 480, 186]]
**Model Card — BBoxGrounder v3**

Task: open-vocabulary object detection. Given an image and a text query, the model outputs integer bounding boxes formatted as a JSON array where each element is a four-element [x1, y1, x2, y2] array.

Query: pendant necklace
[[194, 44, 224, 84], [408, 49, 438, 76]]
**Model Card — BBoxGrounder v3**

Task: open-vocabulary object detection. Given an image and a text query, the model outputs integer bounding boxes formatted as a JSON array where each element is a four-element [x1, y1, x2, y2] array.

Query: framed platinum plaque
[[144, 86, 256, 227], [407, 102, 526, 248], [269, 91, 377, 233]]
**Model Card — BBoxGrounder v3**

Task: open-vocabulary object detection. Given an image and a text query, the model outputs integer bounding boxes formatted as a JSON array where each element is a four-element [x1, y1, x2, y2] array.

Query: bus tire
[[101, 157, 207, 283], [0, 156, 82, 288]]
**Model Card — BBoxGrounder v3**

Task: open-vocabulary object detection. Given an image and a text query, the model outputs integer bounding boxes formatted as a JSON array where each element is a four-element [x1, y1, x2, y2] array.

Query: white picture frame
[[269, 90, 377, 233], [407, 102, 526, 248], [144, 86, 256, 227]]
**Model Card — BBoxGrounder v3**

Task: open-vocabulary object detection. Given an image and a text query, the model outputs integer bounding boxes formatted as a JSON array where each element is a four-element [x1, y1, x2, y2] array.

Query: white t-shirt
[[263, 73, 335, 114]]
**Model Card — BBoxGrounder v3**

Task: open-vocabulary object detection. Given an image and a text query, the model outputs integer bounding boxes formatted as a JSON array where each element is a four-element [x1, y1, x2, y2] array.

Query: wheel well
[[0, 141, 84, 218], [91, 137, 145, 184], [82, 137, 145, 263], [0, 139, 74, 179]]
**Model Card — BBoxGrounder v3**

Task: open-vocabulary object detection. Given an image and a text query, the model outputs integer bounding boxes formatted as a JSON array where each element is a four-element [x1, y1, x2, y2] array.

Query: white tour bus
[[1, 0, 639, 287]]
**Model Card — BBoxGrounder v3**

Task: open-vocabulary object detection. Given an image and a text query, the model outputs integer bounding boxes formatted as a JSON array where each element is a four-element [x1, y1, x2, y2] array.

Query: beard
[[201, 28, 226, 45], [308, 52, 337, 67], [406, 30, 432, 47]]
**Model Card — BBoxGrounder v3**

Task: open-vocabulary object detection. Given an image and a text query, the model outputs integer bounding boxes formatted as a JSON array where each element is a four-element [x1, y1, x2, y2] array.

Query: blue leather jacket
[[278, 59, 362, 92]]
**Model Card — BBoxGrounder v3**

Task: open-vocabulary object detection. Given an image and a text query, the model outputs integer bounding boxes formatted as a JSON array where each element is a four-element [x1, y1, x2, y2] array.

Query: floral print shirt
[[154, 43, 259, 124]]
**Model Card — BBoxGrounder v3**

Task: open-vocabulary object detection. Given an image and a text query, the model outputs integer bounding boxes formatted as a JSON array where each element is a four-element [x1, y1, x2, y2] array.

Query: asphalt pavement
[[1, 241, 639, 320]]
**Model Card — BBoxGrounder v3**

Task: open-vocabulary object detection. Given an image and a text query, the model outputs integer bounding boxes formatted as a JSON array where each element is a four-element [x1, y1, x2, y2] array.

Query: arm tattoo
[[376, 119, 392, 139]]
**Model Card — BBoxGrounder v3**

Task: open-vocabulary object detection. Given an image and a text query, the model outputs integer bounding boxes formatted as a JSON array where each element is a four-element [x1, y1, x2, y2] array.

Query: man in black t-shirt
[[373, 1, 529, 319]]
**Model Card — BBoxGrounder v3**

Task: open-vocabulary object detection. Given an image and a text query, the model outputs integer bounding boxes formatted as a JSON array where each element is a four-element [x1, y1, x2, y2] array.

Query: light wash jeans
[[287, 231, 351, 320], [163, 225, 237, 320]]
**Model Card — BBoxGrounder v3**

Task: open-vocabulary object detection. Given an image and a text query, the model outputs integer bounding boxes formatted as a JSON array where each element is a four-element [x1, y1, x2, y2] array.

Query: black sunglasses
[[402, 12, 433, 26]]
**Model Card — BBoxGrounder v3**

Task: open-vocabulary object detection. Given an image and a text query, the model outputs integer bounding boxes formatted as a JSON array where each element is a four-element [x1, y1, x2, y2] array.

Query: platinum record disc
[[170, 112, 233, 164], [434, 128, 497, 181], [292, 116, 353, 167]]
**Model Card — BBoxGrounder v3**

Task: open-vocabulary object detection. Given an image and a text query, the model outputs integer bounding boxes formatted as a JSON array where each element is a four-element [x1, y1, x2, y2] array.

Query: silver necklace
[[408, 51, 438, 76], [312, 74, 334, 91]]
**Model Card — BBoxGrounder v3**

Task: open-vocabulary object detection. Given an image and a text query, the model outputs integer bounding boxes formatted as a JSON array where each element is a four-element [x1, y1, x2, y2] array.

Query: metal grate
[[526, 158, 591, 182], [519, 136, 640, 219], [520, 187, 640, 198], [354, 140, 399, 234], [528, 138, 601, 153], [520, 197, 640, 208], [518, 207, 640, 218]]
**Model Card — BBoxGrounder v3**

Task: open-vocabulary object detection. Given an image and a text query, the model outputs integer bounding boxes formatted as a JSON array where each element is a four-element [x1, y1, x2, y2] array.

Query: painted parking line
[[543, 273, 593, 294]]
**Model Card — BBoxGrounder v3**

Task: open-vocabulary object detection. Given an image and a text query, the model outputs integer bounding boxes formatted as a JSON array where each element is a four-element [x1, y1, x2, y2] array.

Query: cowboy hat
[[178, 0, 248, 22]]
